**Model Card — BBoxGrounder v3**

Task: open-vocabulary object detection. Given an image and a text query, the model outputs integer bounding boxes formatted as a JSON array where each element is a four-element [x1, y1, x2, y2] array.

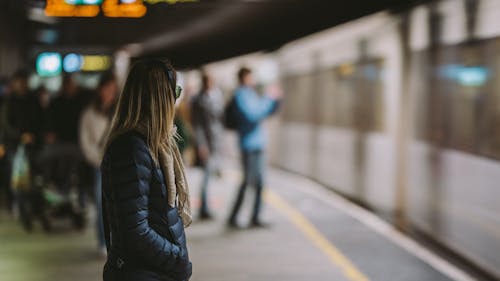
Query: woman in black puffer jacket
[[101, 59, 192, 281]]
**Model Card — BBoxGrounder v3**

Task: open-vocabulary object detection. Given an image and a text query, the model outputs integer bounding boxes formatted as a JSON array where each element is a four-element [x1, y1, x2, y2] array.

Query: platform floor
[[0, 164, 475, 281]]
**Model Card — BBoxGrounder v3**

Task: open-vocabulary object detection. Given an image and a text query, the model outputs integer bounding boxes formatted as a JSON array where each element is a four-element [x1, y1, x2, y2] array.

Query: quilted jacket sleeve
[[106, 137, 186, 273]]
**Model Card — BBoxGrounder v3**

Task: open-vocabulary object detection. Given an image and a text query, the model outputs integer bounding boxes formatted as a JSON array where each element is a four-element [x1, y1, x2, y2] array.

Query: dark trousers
[[39, 143, 86, 208], [228, 149, 264, 224], [16, 189, 50, 232]]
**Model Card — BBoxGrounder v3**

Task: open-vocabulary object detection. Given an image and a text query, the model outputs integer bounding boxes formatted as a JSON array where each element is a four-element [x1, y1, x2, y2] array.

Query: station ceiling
[[6, 0, 430, 68]]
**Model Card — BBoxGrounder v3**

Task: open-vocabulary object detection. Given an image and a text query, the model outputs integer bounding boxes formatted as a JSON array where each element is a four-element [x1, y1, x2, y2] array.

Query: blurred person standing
[[5, 71, 38, 147], [47, 75, 87, 144], [5, 70, 50, 231], [227, 67, 281, 228], [0, 76, 16, 213], [31, 86, 53, 182], [31, 86, 51, 147], [79, 73, 117, 255], [46, 74, 89, 207], [101, 59, 192, 281], [191, 72, 224, 220]]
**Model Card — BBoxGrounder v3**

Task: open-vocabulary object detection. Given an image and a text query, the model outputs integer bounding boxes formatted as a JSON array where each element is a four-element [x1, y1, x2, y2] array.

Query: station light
[[456, 67, 489, 86], [63, 53, 84, 73], [439, 64, 489, 87], [338, 63, 355, 77], [36, 52, 62, 77]]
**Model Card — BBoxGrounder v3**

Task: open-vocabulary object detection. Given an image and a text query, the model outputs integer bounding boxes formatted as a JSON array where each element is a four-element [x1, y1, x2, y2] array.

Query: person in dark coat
[[46, 74, 90, 207], [47, 74, 89, 144], [5, 71, 38, 146], [101, 59, 192, 281], [3, 70, 51, 231], [0, 80, 15, 213]]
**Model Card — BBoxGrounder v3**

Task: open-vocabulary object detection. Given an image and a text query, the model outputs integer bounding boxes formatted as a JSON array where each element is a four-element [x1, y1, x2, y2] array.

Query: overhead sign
[[38, 53, 111, 75], [46, 0, 145, 17], [101, 0, 147, 18], [36, 53, 63, 77], [65, 0, 104, 4], [45, 0, 100, 17], [46, 0, 199, 17]]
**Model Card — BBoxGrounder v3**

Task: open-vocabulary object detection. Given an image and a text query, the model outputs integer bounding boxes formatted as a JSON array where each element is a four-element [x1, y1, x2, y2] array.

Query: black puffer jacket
[[101, 131, 192, 281]]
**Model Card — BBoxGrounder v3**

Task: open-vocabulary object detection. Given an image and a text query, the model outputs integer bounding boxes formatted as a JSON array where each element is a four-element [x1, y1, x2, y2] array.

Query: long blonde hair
[[105, 59, 177, 157]]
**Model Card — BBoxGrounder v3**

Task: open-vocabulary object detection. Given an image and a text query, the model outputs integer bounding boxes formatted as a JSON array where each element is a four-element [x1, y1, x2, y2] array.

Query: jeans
[[95, 169, 105, 248], [199, 156, 214, 215], [228, 149, 264, 224]]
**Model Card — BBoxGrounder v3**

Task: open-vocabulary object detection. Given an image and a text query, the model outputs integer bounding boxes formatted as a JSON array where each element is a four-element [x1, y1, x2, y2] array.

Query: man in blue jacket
[[228, 67, 281, 228]]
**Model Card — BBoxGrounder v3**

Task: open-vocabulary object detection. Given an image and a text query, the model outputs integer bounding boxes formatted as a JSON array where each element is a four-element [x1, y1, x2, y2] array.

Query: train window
[[331, 59, 385, 131], [333, 64, 356, 128], [281, 59, 385, 132], [281, 76, 295, 121], [317, 68, 337, 126], [282, 73, 313, 123], [411, 38, 500, 160]]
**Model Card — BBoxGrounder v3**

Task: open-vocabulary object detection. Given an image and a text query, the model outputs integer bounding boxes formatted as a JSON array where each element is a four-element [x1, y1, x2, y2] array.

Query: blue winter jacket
[[234, 86, 279, 151], [101, 131, 191, 281]]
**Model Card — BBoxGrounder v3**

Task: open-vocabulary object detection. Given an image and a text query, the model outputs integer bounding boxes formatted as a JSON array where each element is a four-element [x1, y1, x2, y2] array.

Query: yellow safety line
[[265, 190, 370, 281]]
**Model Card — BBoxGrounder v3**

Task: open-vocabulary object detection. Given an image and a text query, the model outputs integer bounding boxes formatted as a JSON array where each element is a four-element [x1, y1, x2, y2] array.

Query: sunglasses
[[174, 85, 182, 100], [164, 64, 182, 101]]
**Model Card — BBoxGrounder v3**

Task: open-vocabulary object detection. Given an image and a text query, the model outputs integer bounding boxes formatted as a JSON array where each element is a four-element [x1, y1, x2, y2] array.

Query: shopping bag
[[11, 144, 31, 191]]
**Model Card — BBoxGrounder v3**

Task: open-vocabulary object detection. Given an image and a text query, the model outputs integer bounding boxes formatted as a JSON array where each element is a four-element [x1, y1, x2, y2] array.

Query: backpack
[[223, 97, 239, 130]]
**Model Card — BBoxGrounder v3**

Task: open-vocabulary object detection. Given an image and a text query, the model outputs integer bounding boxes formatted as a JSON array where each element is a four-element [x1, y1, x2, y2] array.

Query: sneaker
[[226, 220, 243, 230], [199, 211, 214, 221], [249, 220, 271, 229]]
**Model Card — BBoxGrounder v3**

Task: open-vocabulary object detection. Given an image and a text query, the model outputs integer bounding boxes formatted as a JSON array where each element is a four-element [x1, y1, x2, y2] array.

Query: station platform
[[0, 163, 476, 281]]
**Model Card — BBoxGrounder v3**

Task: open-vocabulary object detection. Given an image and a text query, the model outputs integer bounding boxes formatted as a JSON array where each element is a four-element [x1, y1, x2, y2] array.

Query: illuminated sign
[[46, 0, 198, 17], [36, 53, 62, 77], [39, 53, 111, 74], [456, 67, 489, 86], [439, 65, 490, 86], [45, 0, 100, 17], [102, 0, 147, 18], [65, 0, 104, 4], [63, 53, 83, 72], [81, 55, 112, 71], [46, 0, 145, 17]]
